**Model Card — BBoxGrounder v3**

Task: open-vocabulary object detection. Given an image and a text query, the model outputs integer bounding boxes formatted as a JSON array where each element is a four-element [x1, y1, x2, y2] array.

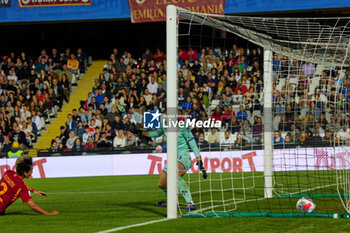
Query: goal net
[[166, 6, 350, 218]]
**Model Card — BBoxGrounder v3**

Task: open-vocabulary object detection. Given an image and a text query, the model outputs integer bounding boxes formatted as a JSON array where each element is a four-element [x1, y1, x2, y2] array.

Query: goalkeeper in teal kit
[[143, 126, 207, 211]]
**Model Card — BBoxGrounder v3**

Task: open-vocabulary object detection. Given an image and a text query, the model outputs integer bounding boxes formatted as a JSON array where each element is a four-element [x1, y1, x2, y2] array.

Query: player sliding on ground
[[0, 155, 59, 215], [143, 126, 207, 211]]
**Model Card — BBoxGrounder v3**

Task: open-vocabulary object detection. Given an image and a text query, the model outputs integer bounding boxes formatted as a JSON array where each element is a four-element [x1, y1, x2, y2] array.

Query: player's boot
[[157, 201, 167, 207], [185, 202, 196, 211]]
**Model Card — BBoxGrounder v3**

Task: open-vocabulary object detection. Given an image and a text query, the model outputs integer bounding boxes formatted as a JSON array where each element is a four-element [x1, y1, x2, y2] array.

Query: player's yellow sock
[[178, 177, 193, 204]]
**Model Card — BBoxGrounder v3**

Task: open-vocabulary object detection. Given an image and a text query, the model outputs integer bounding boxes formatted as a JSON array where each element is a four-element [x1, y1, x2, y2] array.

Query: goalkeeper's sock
[[161, 188, 167, 197], [178, 177, 193, 204]]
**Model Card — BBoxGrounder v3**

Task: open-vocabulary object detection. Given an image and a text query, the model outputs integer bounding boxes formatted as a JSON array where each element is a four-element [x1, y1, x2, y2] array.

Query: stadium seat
[[210, 99, 220, 110]]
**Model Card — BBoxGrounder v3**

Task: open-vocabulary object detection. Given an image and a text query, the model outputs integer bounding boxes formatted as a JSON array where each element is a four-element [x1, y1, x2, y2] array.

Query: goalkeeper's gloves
[[196, 159, 207, 179]]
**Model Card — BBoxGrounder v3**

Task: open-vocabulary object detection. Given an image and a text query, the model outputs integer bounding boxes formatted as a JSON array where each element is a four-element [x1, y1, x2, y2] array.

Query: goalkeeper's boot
[[185, 202, 196, 211], [157, 201, 167, 207]]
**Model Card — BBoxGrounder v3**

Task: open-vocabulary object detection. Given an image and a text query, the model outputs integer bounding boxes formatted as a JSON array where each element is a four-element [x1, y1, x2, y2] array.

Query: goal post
[[263, 49, 273, 199], [166, 5, 350, 218], [166, 4, 179, 219]]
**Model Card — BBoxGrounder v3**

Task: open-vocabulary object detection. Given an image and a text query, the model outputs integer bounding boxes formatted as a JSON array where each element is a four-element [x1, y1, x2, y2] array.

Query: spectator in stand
[[52, 78, 64, 108], [113, 129, 126, 148], [272, 54, 280, 72], [84, 136, 97, 151], [156, 83, 166, 102], [207, 128, 220, 144], [148, 60, 158, 73], [187, 46, 198, 63], [60, 74, 71, 103], [301, 61, 315, 77], [273, 130, 284, 145], [220, 130, 234, 146], [76, 121, 84, 139], [232, 89, 243, 104], [76, 48, 87, 73], [49, 141, 58, 152], [284, 135, 293, 144], [37, 49, 49, 63], [234, 133, 248, 146], [234, 79, 248, 95], [146, 77, 158, 94], [65, 114, 77, 133], [323, 131, 333, 143], [58, 125, 69, 145], [337, 125, 350, 141], [130, 107, 142, 125], [154, 48, 165, 64], [236, 105, 248, 121], [240, 119, 252, 144], [142, 48, 153, 62], [275, 97, 285, 116], [35, 57, 48, 73], [211, 106, 222, 122], [178, 47, 188, 65], [299, 131, 310, 145], [219, 93, 232, 108], [197, 132, 208, 148], [7, 70, 18, 82], [57, 142, 67, 152], [298, 72, 309, 90], [73, 138, 83, 152], [97, 132, 111, 148], [2, 136, 12, 155], [11, 126, 28, 148], [66, 131, 77, 150], [222, 106, 234, 127], [190, 103, 201, 121], [82, 125, 91, 145], [228, 116, 241, 135], [143, 89, 153, 106], [182, 96, 193, 112], [252, 116, 263, 143], [112, 115, 124, 130], [126, 130, 136, 147], [67, 54, 79, 76]]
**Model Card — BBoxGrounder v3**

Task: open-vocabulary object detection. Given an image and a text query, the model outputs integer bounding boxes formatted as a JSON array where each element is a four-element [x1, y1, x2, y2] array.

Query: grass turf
[[0, 174, 349, 233]]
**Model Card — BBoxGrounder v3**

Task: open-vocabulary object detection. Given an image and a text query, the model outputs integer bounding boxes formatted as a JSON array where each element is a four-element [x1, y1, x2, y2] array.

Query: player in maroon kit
[[0, 155, 59, 215]]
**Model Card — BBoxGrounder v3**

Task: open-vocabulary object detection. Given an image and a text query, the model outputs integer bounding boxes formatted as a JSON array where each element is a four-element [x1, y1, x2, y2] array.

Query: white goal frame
[[166, 5, 275, 218]]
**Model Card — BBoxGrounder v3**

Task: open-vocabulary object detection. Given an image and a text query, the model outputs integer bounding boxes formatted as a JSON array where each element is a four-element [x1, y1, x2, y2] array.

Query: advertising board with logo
[[19, 0, 92, 7], [0, 147, 348, 179]]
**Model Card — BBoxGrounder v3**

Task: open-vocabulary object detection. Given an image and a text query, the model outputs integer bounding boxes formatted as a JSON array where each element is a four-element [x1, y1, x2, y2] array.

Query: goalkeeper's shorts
[[163, 153, 192, 174]]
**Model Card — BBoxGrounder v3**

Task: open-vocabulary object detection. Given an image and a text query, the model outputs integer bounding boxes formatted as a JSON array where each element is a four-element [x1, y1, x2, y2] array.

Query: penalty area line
[[95, 218, 170, 233]]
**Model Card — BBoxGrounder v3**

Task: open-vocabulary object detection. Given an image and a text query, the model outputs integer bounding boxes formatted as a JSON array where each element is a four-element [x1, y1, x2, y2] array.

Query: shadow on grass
[[2, 212, 38, 216], [116, 201, 166, 218]]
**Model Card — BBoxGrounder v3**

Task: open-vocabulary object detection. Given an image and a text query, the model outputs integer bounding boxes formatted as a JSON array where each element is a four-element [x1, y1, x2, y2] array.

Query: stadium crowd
[[49, 45, 350, 153], [0, 48, 89, 156]]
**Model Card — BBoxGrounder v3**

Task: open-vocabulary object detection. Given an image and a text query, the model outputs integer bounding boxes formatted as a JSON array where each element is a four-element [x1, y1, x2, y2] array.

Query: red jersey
[[0, 170, 32, 213]]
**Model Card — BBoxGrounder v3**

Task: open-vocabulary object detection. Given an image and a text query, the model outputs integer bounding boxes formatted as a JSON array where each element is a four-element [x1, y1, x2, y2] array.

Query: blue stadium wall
[[0, 0, 349, 23]]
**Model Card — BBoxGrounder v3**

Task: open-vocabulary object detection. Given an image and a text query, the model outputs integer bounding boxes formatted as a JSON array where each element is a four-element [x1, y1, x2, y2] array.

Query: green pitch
[[1, 174, 349, 233]]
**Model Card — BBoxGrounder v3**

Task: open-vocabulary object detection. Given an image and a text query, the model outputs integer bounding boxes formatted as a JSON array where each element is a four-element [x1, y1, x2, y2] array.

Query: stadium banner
[[0, 147, 348, 179], [128, 0, 225, 23], [18, 0, 92, 7], [0, 0, 11, 7], [0, 1, 350, 23]]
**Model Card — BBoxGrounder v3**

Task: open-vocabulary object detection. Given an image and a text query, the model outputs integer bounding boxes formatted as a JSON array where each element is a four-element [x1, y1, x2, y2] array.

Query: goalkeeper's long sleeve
[[180, 129, 201, 158], [148, 128, 165, 138], [188, 136, 201, 158]]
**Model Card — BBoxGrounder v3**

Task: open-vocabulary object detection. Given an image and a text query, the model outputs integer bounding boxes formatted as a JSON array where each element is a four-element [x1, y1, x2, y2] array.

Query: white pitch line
[[49, 190, 158, 195], [95, 218, 170, 233]]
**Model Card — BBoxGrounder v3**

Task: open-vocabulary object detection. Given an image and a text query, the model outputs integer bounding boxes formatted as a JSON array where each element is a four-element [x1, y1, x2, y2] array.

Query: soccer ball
[[296, 197, 316, 213]]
